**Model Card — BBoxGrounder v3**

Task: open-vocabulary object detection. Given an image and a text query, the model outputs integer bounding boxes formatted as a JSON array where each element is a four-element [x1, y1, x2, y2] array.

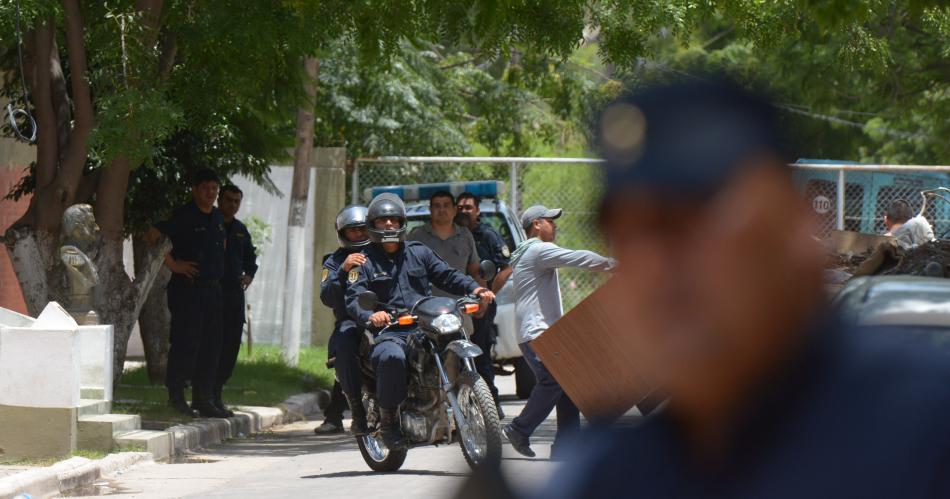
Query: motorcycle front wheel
[[454, 371, 503, 469]]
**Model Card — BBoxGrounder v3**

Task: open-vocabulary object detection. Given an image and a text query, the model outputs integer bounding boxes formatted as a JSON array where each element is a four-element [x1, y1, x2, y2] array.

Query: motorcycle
[[353, 261, 503, 472]]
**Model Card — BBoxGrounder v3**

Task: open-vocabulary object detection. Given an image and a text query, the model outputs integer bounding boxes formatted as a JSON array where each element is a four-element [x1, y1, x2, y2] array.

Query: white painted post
[[282, 56, 319, 366], [837, 169, 846, 231], [509, 162, 519, 214]]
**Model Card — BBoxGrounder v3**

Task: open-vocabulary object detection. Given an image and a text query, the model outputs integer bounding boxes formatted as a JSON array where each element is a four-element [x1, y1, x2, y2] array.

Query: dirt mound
[[882, 240, 950, 277]]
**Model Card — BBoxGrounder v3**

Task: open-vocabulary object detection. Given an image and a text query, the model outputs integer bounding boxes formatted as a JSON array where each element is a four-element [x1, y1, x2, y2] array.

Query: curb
[[0, 392, 321, 499], [0, 452, 153, 499], [163, 392, 320, 457]]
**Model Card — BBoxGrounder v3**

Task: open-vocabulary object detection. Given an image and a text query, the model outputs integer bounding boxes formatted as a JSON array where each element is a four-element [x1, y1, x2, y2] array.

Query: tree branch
[[95, 155, 131, 242], [48, 39, 71, 160], [136, 0, 165, 35], [58, 0, 94, 189], [157, 30, 177, 82], [33, 20, 57, 189]]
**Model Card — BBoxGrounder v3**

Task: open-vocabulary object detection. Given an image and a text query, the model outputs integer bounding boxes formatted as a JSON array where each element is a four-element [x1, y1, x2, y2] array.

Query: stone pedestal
[[0, 302, 82, 459], [78, 324, 114, 401]]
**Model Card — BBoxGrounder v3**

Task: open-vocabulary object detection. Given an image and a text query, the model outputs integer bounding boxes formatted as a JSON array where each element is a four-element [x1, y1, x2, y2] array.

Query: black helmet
[[366, 193, 407, 244], [335, 205, 369, 248]]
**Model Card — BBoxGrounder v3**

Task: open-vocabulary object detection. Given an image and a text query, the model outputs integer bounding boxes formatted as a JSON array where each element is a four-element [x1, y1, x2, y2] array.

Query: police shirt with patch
[[345, 241, 481, 326], [471, 221, 511, 269], [320, 246, 365, 329], [154, 201, 227, 281], [223, 218, 258, 283]]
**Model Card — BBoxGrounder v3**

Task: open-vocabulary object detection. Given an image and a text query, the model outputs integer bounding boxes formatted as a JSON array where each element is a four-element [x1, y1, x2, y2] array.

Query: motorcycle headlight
[[432, 313, 462, 334]]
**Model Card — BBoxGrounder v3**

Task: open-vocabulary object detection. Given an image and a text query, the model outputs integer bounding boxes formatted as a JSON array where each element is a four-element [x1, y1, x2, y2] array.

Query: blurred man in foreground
[[542, 80, 950, 498]]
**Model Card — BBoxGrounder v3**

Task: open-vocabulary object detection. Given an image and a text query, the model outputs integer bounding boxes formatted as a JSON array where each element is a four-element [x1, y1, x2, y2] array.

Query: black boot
[[346, 394, 369, 436], [168, 388, 198, 418], [378, 408, 407, 450], [192, 390, 232, 418], [212, 386, 235, 417]]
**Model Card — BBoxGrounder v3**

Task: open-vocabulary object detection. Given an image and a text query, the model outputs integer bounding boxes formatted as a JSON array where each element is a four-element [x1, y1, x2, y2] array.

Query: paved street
[[64, 377, 569, 499]]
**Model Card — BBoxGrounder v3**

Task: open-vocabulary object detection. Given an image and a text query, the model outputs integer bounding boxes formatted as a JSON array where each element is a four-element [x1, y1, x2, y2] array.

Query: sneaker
[[503, 424, 535, 458], [314, 421, 344, 434]]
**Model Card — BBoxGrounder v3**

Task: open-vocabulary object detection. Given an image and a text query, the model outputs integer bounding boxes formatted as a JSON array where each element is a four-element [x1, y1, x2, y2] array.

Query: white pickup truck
[[363, 181, 537, 398]]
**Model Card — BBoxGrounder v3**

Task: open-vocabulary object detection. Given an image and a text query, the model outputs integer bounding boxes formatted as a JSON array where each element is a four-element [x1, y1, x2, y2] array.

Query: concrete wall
[[0, 122, 34, 314], [232, 167, 317, 345]]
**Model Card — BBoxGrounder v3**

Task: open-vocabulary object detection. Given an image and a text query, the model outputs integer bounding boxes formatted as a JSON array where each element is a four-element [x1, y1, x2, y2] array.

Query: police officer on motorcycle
[[345, 193, 496, 450], [318, 205, 371, 435]]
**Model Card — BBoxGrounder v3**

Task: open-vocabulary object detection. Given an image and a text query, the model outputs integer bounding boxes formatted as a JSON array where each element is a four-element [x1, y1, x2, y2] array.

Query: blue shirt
[[539, 320, 950, 499], [155, 202, 226, 281], [321, 246, 364, 333], [345, 241, 481, 325], [471, 221, 511, 269], [223, 218, 258, 282]]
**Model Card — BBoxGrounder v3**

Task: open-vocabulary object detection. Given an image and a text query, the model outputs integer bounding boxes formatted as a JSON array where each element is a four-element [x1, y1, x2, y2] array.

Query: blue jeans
[[510, 342, 580, 445]]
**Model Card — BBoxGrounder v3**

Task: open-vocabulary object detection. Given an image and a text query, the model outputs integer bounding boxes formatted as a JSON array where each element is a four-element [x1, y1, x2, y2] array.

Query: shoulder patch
[[348, 268, 360, 283], [321, 268, 329, 282], [502, 245, 510, 258]]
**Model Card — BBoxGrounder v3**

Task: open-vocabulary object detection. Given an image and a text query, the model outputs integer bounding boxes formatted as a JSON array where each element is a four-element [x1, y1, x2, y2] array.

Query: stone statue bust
[[60, 204, 100, 319]]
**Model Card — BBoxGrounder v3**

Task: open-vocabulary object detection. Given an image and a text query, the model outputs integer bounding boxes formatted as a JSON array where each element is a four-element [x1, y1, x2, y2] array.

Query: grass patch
[[0, 449, 109, 467], [113, 345, 334, 426]]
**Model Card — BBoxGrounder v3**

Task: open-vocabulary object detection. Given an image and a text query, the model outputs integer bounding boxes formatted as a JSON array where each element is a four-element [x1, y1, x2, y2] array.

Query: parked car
[[833, 275, 950, 353], [363, 181, 537, 398]]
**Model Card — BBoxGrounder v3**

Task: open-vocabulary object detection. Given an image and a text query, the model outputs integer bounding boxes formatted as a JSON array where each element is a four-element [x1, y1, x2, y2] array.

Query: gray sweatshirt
[[511, 239, 615, 344]]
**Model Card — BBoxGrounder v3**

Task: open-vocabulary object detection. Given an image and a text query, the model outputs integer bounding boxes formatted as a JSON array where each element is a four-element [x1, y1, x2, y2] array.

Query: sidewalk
[[0, 391, 324, 499]]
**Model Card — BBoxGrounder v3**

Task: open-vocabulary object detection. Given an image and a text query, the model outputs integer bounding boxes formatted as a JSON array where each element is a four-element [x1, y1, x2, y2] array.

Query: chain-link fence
[[353, 157, 607, 311], [352, 159, 950, 311], [792, 163, 950, 239]]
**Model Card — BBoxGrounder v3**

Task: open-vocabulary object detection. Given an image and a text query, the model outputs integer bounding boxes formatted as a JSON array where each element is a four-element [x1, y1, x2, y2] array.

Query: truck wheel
[[514, 358, 536, 399]]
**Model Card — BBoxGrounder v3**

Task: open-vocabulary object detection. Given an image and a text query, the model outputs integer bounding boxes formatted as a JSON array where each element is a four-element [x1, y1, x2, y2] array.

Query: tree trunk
[[3, 227, 59, 317], [93, 239, 138, 386], [281, 56, 319, 366], [95, 236, 169, 387], [133, 235, 171, 384]]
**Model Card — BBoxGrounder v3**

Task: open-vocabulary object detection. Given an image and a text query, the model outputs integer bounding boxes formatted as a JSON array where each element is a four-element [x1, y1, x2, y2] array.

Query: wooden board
[[530, 284, 655, 422], [829, 230, 894, 255]]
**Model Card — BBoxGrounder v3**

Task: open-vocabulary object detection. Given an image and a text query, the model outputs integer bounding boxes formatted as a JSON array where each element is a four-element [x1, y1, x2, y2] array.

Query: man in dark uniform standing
[[150, 168, 231, 418], [214, 184, 258, 417], [315, 205, 370, 435], [456, 192, 511, 418], [345, 193, 495, 450]]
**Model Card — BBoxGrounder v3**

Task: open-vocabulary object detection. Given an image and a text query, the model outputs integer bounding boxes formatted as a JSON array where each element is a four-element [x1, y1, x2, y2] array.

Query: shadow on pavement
[[303, 469, 469, 479]]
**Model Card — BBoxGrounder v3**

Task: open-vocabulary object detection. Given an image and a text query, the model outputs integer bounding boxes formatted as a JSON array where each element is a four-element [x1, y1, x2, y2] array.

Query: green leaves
[[89, 87, 182, 168]]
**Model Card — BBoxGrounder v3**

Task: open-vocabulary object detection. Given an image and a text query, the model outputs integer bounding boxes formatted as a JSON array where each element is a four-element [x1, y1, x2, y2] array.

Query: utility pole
[[281, 56, 319, 366]]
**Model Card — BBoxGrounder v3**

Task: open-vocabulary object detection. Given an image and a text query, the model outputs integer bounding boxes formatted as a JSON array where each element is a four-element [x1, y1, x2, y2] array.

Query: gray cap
[[521, 205, 562, 230]]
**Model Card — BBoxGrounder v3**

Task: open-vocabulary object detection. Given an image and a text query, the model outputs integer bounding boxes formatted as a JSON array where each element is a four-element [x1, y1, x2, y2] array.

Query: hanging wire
[[6, 0, 37, 144]]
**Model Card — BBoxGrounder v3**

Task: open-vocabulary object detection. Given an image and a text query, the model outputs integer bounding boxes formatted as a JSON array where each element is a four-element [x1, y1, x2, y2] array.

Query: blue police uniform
[[538, 320, 950, 499], [345, 241, 480, 410], [154, 201, 227, 397], [470, 222, 510, 402], [320, 246, 366, 410], [215, 218, 258, 393]]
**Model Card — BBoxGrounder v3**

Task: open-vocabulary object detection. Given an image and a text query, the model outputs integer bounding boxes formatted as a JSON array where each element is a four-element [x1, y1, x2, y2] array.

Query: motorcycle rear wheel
[[357, 432, 408, 472], [454, 371, 503, 469]]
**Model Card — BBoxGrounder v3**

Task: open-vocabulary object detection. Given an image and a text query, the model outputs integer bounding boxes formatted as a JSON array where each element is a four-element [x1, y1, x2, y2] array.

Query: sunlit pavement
[[63, 376, 577, 499]]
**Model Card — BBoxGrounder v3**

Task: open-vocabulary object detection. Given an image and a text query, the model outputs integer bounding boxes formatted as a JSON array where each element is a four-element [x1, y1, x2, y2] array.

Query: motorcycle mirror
[[478, 260, 497, 281], [357, 291, 378, 311]]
